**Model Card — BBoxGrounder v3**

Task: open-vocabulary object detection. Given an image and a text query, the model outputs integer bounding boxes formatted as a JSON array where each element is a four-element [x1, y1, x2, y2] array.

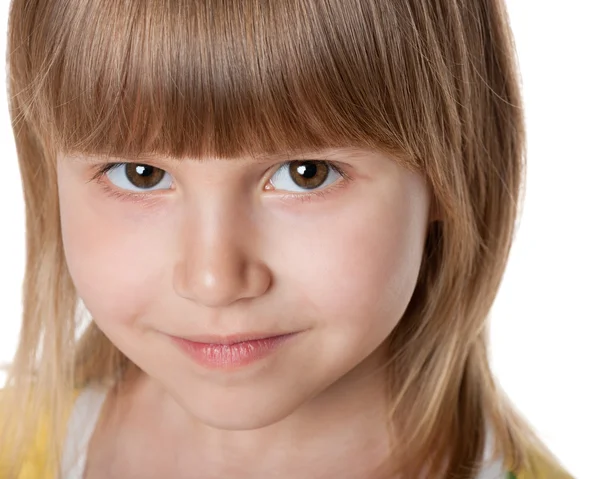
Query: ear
[[428, 195, 443, 223]]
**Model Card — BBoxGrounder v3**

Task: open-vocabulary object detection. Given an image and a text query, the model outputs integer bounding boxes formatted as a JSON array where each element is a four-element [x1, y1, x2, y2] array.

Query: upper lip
[[172, 332, 296, 345]]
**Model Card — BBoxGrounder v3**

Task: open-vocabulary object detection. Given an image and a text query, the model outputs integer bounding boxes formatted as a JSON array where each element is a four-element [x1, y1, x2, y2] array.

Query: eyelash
[[89, 161, 354, 205]]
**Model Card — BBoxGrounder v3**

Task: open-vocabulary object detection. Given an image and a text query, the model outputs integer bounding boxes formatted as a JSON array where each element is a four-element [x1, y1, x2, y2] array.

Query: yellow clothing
[[0, 390, 79, 479], [512, 451, 575, 479]]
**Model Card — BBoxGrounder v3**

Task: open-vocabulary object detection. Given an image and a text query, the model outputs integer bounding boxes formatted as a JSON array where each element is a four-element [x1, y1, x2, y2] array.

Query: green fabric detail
[[507, 473, 518, 479]]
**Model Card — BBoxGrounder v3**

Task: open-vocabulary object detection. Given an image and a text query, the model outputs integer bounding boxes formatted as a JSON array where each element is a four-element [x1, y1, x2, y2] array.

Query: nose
[[172, 205, 271, 308]]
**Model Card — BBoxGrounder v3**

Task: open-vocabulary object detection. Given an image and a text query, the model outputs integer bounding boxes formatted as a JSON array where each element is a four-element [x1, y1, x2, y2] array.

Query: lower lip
[[172, 333, 297, 370]]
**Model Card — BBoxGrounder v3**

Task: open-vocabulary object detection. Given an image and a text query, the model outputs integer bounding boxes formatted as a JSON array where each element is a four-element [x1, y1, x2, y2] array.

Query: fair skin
[[56, 147, 434, 478]]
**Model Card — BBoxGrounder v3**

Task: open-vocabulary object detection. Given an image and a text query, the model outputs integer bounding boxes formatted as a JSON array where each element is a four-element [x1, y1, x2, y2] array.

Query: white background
[[0, 1, 598, 477]]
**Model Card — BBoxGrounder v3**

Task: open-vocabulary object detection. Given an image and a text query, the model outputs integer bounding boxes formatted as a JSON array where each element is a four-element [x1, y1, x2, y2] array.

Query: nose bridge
[[173, 191, 270, 308]]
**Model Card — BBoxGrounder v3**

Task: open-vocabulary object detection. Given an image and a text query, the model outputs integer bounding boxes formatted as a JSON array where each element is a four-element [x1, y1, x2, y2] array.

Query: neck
[[109, 345, 398, 478]]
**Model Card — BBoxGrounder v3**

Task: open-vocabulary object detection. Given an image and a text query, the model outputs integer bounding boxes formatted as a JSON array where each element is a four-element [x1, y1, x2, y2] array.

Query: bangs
[[15, 0, 431, 168]]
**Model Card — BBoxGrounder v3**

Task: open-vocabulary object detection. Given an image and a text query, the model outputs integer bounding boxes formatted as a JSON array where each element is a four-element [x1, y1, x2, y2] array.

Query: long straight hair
[[1, 0, 569, 477]]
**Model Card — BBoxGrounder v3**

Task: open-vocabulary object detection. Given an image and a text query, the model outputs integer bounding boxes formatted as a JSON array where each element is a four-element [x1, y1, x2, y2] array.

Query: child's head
[[3, 0, 537, 476]]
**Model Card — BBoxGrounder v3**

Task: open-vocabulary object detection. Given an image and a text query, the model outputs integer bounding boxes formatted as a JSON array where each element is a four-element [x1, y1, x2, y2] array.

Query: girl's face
[[56, 147, 432, 429]]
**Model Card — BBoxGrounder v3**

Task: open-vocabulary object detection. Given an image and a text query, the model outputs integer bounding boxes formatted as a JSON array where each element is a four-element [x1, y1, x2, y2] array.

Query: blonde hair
[[1, 0, 570, 477]]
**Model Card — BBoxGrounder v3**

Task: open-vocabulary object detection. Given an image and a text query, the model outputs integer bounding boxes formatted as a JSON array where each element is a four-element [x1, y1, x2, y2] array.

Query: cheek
[[267, 186, 429, 342], [59, 193, 170, 328]]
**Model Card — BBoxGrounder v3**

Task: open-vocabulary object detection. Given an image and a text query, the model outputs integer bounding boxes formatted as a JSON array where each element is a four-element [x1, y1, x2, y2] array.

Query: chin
[[182, 394, 303, 431]]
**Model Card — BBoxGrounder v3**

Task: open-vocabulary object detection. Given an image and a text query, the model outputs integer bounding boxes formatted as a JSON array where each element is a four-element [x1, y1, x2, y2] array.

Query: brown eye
[[285, 161, 331, 190], [104, 163, 173, 191], [124, 164, 165, 189]]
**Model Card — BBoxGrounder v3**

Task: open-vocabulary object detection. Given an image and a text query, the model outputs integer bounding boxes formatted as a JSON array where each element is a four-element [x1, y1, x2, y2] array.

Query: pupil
[[136, 165, 153, 176], [297, 162, 317, 178]]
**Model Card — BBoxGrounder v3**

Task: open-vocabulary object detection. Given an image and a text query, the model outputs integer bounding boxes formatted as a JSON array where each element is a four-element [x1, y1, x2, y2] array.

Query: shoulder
[[510, 450, 574, 479], [0, 387, 81, 479], [476, 430, 573, 479]]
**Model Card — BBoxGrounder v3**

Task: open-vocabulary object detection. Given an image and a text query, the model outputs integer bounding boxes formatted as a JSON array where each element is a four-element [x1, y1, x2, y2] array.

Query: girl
[[0, 0, 574, 478]]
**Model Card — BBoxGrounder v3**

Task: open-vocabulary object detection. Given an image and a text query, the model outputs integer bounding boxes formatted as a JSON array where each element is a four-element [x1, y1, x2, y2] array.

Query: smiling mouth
[[169, 332, 300, 370]]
